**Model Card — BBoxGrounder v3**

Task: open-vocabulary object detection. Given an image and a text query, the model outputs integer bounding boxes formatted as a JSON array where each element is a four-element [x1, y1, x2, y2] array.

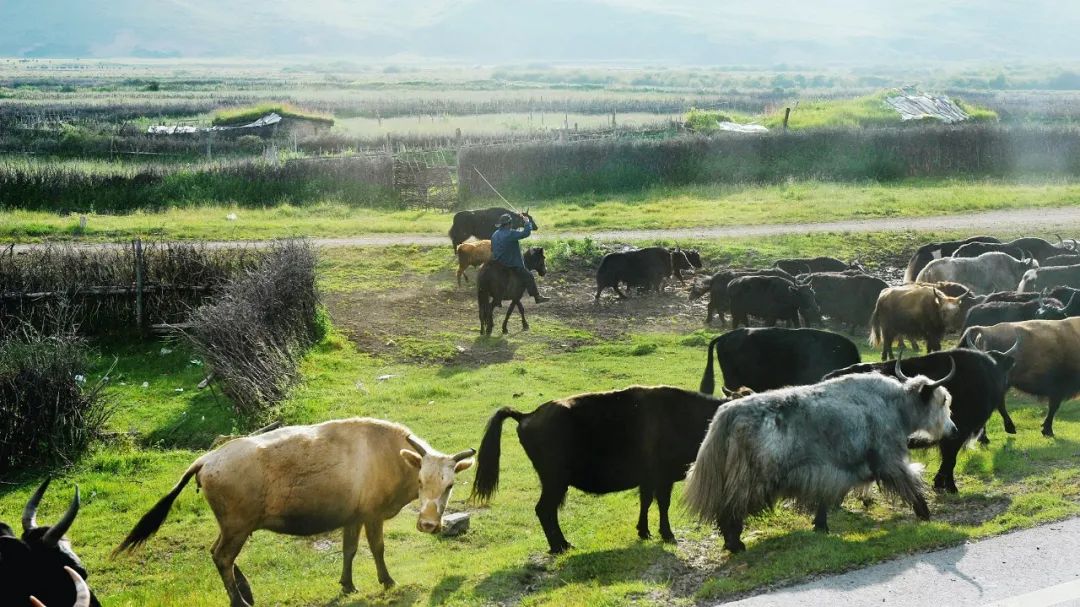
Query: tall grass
[[459, 125, 1080, 200], [211, 103, 334, 127], [0, 156, 398, 211]]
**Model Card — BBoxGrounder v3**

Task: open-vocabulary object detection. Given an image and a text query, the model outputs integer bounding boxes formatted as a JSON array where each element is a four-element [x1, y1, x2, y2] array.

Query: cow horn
[[68, 566, 91, 607], [405, 435, 428, 456], [1002, 334, 1021, 358], [22, 477, 51, 533], [925, 357, 957, 389], [894, 353, 910, 382], [42, 485, 79, 547], [452, 448, 476, 462]]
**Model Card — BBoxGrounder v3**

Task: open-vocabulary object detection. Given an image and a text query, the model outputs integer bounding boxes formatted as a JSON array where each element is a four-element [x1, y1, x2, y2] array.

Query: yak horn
[[68, 566, 91, 607], [405, 435, 429, 456], [1057, 234, 1065, 247], [894, 353, 910, 382], [925, 357, 957, 389], [1002, 334, 1022, 358], [42, 485, 79, 547], [452, 448, 476, 462], [22, 477, 51, 534]]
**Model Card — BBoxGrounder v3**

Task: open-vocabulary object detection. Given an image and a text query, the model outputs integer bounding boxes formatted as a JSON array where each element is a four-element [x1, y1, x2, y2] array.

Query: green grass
[[212, 103, 335, 127], [3, 179, 1079, 242], [3, 233, 1080, 606]]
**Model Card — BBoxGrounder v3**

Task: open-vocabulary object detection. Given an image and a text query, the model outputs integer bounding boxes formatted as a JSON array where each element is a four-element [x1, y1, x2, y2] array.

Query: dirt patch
[[936, 495, 1012, 527]]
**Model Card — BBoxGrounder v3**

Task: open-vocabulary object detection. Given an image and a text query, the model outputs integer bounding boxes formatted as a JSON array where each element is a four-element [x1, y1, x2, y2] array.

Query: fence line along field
[[5, 59, 1080, 607]]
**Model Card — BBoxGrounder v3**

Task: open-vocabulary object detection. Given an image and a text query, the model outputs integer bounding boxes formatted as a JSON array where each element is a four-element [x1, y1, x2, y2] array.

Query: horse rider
[[491, 212, 550, 303]]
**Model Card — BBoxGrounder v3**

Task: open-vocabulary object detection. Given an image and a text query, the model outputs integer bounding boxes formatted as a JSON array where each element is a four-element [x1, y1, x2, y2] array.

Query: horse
[[477, 248, 547, 335]]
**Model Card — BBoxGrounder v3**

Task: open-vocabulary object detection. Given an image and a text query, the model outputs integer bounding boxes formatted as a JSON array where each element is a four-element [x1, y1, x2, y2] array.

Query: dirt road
[[10, 205, 1080, 251]]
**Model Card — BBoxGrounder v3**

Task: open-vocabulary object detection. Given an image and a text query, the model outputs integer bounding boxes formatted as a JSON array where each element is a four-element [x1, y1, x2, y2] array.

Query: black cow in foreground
[[798, 272, 889, 330], [826, 348, 1016, 493], [689, 268, 794, 325], [594, 247, 690, 300], [728, 275, 822, 328], [775, 256, 853, 275], [904, 236, 1001, 282], [699, 328, 861, 394], [477, 248, 547, 335], [448, 207, 536, 248], [471, 385, 747, 553], [684, 367, 957, 552], [0, 479, 99, 607]]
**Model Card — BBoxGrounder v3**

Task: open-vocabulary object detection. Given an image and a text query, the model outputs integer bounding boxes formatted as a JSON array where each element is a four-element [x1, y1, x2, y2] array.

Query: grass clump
[[211, 103, 335, 127], [0, 323, 111, 473], [187, 240, 320, 418]]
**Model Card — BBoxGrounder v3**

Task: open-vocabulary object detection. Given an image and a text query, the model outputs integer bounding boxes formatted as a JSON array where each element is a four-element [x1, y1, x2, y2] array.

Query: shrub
[[186, 240, 320, 417], [0, 322, 111, 473], [212, 103, 335, 127]]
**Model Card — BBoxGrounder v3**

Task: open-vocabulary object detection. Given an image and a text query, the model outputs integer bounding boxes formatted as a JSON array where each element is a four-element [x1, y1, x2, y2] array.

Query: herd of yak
[[7, 209, 1080, 607]]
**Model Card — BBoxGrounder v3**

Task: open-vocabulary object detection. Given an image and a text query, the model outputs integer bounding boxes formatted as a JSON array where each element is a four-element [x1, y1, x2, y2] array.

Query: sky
[[1, 0, 1077, 64]]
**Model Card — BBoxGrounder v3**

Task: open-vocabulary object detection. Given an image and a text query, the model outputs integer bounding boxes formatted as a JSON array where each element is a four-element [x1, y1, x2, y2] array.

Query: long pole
[[473, 167, 519, 213]]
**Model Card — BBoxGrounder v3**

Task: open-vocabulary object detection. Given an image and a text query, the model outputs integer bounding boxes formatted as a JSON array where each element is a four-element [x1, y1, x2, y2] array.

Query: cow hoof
[[638, 530, 651, 540], [1042, 428, 1055, 438], [341, 583, 357, 594], [1004, 423, 1017, 434], [813, 525, 829, 534], [379, 577, 396, 589], [661, 533, 677, 544], [978, 435, 990, 445], [549, 543, 573, 555], [724, 541, 746, 554]]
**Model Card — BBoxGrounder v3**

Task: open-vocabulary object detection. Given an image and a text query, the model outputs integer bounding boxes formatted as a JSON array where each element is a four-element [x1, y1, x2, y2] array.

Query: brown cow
[[963, 317, 1080, 436], [455, 240, 492, 285], [115, 418, 475, 607], [869, 285, 964, 360]]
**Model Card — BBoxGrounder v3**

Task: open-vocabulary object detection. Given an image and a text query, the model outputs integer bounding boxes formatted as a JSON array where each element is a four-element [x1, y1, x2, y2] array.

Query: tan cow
[[115, 418, 474, 607], [869, 285, 964, 360], [963, 317, 1080, 436], [455, 240, 492, 285]]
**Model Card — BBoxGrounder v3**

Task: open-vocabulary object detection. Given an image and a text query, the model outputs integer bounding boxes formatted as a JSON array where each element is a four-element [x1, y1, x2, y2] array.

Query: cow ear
[[919, 384, 937, 403], [400, 449, 423, 469], [454, 458, 475, 472]]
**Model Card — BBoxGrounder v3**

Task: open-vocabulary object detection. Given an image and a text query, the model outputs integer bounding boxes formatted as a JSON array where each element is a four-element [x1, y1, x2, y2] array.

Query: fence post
[[783, 107, 791, 131], [133, 238, 145, 334]]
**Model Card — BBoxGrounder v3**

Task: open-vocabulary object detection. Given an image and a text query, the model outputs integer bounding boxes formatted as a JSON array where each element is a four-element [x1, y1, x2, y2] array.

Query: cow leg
[[934, 439, 962, 494], [366, 519, 395, 588], [637, 484, 654, 540], [881, 330, 895, 361], [927, 336, 942, 353], [1043, 397, 1064, 437], [536, 483, 572, 554], [212, 530, 252, 607], [977, 424, 990, 445], [877, 460, 930, 520], [721, 518, 746, 553], [340, 522, 361, 593], [656, 480, 676, 543], [614, 285, 630, 299], [998, 401, 1017, 434], [705, 302, 715, 325], [234, 565, 254, 606], [813, 503, 829, 534]]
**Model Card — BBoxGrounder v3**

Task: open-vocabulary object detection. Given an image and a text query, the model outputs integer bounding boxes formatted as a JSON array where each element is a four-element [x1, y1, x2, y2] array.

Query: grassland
[[2, 233, 1079, 606], [2, 179, 1079, 242]]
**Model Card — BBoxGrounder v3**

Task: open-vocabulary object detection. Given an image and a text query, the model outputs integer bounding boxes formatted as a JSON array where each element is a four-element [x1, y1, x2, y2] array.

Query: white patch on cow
[[931, 250, 943, 259]]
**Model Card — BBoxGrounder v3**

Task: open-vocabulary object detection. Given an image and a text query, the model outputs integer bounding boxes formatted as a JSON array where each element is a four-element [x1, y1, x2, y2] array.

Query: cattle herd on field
[[7, 211, 1080, 607]]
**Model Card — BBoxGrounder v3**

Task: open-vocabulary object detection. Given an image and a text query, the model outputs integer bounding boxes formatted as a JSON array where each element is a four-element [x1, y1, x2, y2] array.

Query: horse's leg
[[517, 298, 528, 330], [502, 298, 516, 334]]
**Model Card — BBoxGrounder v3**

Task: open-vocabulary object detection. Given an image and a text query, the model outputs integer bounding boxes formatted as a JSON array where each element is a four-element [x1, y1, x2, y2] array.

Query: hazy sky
[[2, 0, 1077, 64]]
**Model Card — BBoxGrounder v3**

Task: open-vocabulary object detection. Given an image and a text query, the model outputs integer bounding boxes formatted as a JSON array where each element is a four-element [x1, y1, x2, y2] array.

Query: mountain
[[1, 0, 1078, 64]]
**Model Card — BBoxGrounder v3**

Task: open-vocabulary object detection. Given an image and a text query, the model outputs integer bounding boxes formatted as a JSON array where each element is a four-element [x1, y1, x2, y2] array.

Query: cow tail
[[683, 411, 740, 526], [114, 459, 203, 555], [868, 304, 882, 347], [699, 335, 724, 394], [471, 407, 526, 504]]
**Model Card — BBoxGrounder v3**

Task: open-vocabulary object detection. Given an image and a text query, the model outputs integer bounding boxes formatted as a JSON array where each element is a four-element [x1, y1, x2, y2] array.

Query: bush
[[187, 240, 320, 417], [0, 323, 111, 473]]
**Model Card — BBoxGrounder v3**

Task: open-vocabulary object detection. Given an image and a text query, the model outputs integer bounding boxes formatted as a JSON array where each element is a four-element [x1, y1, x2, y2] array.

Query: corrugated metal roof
[[884, 94, 969, 124]]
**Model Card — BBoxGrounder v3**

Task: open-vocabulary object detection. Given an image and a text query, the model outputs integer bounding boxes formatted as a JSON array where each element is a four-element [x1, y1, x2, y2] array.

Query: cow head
[[670, 249, 694, 275], [688, 279, 711, 301], [0, 479, 94, 607], [524, 247, 547, 277], [522, 209, 538, 231], [791, 282, 823, 325], [1035, 293, 1067, 320], [400, 436, 475, 534], [933, 290, 965, 330], [1019, 251, 1039, 270], [895, 356, 958, 440], [1018, 268, 1039, 293]]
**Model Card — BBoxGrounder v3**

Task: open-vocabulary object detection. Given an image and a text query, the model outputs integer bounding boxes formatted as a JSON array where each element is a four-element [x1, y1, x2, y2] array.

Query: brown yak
[[115, 418, 475, 607], [963, 317, 1080, 437], [869, 285, 964, 360], [455, 240, 492, 285]]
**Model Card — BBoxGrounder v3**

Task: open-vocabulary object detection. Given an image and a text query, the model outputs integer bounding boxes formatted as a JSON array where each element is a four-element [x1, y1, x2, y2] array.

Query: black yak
[[699, 328, 860, 394]]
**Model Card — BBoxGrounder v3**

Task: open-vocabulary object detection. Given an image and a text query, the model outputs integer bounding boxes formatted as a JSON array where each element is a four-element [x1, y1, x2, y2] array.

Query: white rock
[[226, 213, 238, 221], [441, 512, 470, 537]]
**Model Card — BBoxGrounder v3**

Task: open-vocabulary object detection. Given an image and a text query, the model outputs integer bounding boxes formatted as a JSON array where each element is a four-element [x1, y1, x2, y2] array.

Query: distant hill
[[2, 0, 1078, 64]]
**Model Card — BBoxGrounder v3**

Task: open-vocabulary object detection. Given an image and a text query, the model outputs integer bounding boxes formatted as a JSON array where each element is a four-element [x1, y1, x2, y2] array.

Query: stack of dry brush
[[0, 239, 320, 474]]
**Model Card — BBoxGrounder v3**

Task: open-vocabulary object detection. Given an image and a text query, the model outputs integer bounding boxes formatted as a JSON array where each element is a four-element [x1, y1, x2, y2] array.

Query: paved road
[[724, 517, 1080, 606], [10, 206, 1080, 250]]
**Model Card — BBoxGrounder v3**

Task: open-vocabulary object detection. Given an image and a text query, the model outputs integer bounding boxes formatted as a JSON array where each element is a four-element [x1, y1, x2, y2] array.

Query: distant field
[[336, 111, 673, 137], [2, 179, 1078, 242]]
